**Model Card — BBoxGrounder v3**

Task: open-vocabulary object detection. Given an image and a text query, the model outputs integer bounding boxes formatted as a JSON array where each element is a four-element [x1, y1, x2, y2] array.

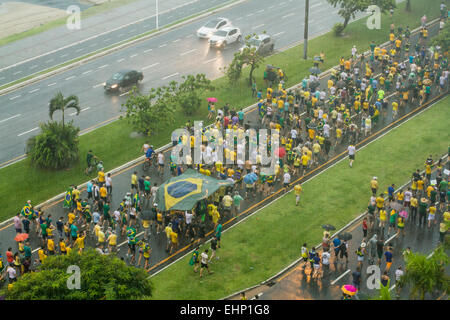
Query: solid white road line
[[93, 83, 104, 88], [331, 269, 351, 285], [17, 127, 38, 136], [65, 76, 76, 81], [162, 72, 179, 80], [48, 82, 57, 86], [119, 91, 130, 97], [9, 95, 21, 100], [98, 64, 109, 69], [180, 49, 197, 56], [144, 48, 153, 53], [142, 62, 160, 70], [0, 114, 21, 123], [28, 88, 40, 93]]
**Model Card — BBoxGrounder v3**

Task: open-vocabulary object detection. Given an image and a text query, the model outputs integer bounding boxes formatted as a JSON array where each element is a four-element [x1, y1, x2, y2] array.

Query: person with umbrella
[[341, 284, 358, 299]]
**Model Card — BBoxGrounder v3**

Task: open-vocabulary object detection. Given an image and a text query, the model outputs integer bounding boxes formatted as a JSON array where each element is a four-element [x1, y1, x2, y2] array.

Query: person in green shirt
[[144, 177, 151, 199], [40, 222, 48, 247], [24, 241, 32, 259], [103, 202, 110, 227], [388, 209, 398, 236], [418, 199, 428, 227], [215, 223, 223, 248], [233, 192, 244, 215]]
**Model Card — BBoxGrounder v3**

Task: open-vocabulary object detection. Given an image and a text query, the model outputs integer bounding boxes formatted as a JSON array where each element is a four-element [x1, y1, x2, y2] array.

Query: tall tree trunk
[[62, 108, 65, 129], [406, 0, 411, 12], [249, 63, 255, 86], [342, 16, 350, 32]]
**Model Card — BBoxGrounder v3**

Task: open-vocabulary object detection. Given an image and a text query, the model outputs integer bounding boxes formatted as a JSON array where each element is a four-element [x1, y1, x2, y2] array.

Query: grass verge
[[148, 95, 450, 300], [0, 0, 440, 223]]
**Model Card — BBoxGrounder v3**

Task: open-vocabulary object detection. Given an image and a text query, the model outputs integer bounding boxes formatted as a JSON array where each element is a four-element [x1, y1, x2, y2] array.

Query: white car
[[209, 27, 242, 48], [196, 17, 231, 39]]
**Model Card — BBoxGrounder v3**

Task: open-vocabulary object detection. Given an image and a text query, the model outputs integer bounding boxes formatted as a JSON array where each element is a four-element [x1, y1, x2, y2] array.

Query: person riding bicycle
[[145, 145, 155, 164]]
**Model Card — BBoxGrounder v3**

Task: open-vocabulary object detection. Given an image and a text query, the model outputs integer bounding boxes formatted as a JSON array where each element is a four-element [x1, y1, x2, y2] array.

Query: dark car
[[104, 69, 143, 92], [240, 34, 275, 56]]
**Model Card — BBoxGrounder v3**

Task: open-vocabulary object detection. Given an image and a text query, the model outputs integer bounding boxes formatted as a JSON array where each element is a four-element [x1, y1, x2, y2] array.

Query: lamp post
[[303, 0, 309, 60]]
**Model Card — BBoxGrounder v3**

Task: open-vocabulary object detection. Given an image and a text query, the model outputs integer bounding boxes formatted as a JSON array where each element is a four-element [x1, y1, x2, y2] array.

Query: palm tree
[[371, 280, 392, 300], [49, 92, 80, 128], [400, 247, 449, 300]]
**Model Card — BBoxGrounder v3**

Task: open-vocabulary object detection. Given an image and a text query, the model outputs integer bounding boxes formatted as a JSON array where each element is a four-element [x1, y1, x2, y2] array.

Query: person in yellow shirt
[[301, 153, 309, 176], [169, 230, 178, 254], [335, 127, 343, 147], [376, 194, 385, 211], [392, 101, 398, 119], [100, 185, 108, 202], [38, 249, 47, 263], [107, 231, 117, 253], [59, 239, 67, 255], [97, 170, 105, 184], [47, 237, 56, 255], [396, 190, 404, 205], [68, 212, 76, 226], [294, 183, 302, 206], [370, 177, 379, 196], [417, 178, 425, 196], [379, 208, 387, 229], [389, 32, 395, 43], [410, 196, 418, 222], [212, 209, 220, 230], [428, 205, 437, 228], [74, 231, 86, 253]]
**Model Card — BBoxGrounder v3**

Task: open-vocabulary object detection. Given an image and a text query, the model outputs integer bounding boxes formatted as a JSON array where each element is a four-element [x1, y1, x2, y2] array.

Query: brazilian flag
[[156, 169, 233, 211], [21, 204, 33, 220], [63, 190, 72, 209]]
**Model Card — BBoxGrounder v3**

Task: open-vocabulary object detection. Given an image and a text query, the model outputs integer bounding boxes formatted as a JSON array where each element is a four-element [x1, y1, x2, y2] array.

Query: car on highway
[[103, 69, 143, 92], [196, 17, 231, 39], [208, 27, 242, 48], [240, 34, 275, 56]]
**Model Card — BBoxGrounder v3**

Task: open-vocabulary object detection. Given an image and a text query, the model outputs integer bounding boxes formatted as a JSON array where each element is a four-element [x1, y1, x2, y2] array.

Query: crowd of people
[[1, 9, 448, 291]]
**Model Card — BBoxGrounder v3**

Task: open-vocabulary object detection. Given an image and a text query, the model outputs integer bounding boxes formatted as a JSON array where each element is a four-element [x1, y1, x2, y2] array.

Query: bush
[[26, 121, 80, 170], [333, 23, 345, 36]]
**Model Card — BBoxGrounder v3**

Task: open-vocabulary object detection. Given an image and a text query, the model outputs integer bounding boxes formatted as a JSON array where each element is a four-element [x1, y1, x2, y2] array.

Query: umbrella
[[341, 284, 358, 296], [244, 173, 258, 184], [207, 97, 218, 103], [399, 210, 408, 219], [322, 224, 336, 231], [423, 78, 432, 85], [309, 80, 320, 91], [275, 147, 286, 158], [14, 233, 29, 242], [337, 231, 352, 241], [390, 202, 403, 212], [309, 66, 321, 75]]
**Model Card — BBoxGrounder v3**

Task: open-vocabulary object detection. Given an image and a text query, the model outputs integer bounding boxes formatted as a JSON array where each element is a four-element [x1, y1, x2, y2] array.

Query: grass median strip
[[148, 95, 450, 300], [0, 0, 440, 223]]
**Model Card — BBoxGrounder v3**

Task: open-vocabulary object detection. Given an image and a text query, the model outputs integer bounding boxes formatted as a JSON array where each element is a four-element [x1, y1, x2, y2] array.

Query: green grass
[[0, 0, 441, 223], [148, 95, 450, 300]]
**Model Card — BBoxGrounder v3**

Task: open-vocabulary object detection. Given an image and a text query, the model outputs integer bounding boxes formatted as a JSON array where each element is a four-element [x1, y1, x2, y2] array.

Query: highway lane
[[0, 0, 233, 84], [0, 0, 346, 164], [0, 20, 445, 277]]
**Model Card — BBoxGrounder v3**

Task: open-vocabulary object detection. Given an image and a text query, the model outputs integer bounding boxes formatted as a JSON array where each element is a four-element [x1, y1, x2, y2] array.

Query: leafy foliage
[[177, 74, 215, 116], [432, 22, 450, 53], [223, 33, 265, 86], [399, 247, 449, 299], [370, 279, 392, 300], [49, 92, 80, 128], [333, 23, 345, 36], [327, 0, 396, 30], [3, 249, 153, 300], [26, 120, 80, 169]]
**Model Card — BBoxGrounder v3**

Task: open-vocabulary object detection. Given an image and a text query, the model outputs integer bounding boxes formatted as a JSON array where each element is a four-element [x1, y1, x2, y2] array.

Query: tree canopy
[[3, 249, 153, 300]]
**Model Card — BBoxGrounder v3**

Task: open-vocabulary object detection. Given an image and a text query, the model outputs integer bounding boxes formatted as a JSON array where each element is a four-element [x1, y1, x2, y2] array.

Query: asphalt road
[[0, 0, 353, 165], [233, 167, 449, 300], [0, 21, 446, 281]]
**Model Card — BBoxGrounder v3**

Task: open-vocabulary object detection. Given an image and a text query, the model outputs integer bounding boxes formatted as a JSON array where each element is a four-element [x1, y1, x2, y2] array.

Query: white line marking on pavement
[[9, 95, 21, 100], [236, 17, 243, 20], [252, 24, 265, 30], [119, 91, 130, 97], [48, 82, 57, 86], [103, 38, 112, 42], [273, 31, 286, 37], [29, 65, 38, 69], [159, 43, 167, 48], [331, 269, 351, 285], [89, 43, 97, 47], [257, 9, 265, 13], [45, 59, 54, 63], [203, 57, 218, 64], [13, 70, 22, 75], [162, 72, 179, 80], [118, 33, 125, 37], [75, 48, 83, 52], [180, 49, 197, 56], [311, 3, 321, 8], [65, 76, 76, 81], [172, 39, 181, 43], [117, 58, 125, 63], [142, 62, 160, 70], [0, 114, 21, 123], [61, 53, 68, 58], [70, 107, 90, 116], [186, 34, 194, 38], [93, 83, 104, 88], [28, 88, 40, 93], [130, 54, 138, 58], [246, 13, 254, 17], [98, 64, 109, 69], [144, 48, 153, 53], [82, 70, 92, 75], [17, 127, 38, 136], [282, 13, 295, 19], [384, 233, 397, 244]]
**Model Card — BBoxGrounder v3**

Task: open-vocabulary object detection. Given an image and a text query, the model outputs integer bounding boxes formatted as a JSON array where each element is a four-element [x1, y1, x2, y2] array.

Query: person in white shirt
[[364, 117, 372, 136], [395, 266, 404, 297], [351, 45, 357, 58], [7, 265, 16, 283], [105, 173, 113, 195], [323, 123, 331, 138], [283, 170, 291, 189], [199, 249, 213, 278], [348, 145, 356, 167], [157, 153, 165, 175], [321, 250, 331, 276]]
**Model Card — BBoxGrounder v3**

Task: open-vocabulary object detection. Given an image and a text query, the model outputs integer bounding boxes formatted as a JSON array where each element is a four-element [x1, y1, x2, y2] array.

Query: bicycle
[[143, 153, 157, 172]]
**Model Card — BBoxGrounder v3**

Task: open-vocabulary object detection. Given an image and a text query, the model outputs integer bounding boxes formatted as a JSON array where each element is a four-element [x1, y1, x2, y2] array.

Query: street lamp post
[[303, 0, 309, 60]]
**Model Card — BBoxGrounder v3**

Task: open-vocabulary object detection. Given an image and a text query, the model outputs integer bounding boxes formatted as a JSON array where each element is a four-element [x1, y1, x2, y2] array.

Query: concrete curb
[[0, 0, 247, 96]]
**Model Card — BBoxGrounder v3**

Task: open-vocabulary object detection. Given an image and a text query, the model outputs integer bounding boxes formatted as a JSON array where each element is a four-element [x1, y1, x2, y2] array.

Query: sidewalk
[[0, 0, 206, 69]]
